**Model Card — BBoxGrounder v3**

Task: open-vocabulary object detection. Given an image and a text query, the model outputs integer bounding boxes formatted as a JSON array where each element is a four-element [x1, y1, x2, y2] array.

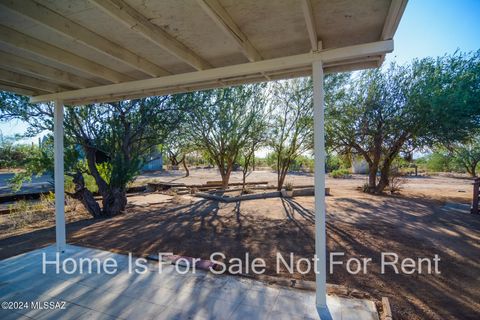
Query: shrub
[[242, 187, 255, 194], [284, 181, 294, 191], [388, 167, 406, 194], [362, 183, 370, 193], [0, 135, 38, 169], [330, 168, 351, 179], [7, 195, 54, 229], [6, 192, 81, 230], [190, 187, 199, 194], [289, 155, 314, 172]]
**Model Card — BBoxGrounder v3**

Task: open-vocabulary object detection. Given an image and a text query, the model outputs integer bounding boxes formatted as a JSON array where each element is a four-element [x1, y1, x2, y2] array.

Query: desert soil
[[0, 170, 478, 320]]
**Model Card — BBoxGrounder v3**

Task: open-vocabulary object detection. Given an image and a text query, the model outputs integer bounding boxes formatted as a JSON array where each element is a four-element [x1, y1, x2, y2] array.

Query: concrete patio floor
[[0, 245, 379, 320]]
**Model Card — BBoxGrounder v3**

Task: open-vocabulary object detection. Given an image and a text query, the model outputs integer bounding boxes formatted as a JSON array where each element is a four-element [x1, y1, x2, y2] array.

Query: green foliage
[[419, 152, 453, 172], [326, 51, 480, 193], [329, 168, 351, 179], [414, 51, 480, 146], [0, 134, 38, 169], [326, 153, 341, 172], [65, 172, 98, 194], [8, 134, 83, 192], [180, 84, 267, 186], [163, 116, 192, 167], [267, 78, 313, 189], [265, 152, 278, 170], [8, 138, 54, 191], [416, 146, 480, 175], [326, 152, 350, 172], [284, 181, 294, 191], [0, 95, 181, 216], [452, 151, 480, 176], [289, 155, 314, 172], [64, 99, 178, 190], [443, 134, 480, 176]]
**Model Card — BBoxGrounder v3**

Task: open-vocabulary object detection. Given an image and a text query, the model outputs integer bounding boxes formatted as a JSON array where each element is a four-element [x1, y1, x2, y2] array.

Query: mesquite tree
[[326, 51, 480, 193], [267, 78, 313, 191], [446, 135, 480, 177], [0, 94, 180, 217], [164, 123, 193, 176], [181, 84, 266, 188], [239, 113, 268, 190]]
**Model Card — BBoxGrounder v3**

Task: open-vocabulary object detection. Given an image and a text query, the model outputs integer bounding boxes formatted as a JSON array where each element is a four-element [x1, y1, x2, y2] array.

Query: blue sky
[[385, 0, 480, 65], [1, 0, 480, 141]]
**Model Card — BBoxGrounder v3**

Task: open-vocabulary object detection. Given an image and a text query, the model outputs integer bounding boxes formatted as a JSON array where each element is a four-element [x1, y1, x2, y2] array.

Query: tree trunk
[[181, 155, 189, 177], [102, 188, 127, 216], [242, 150, 254, 191], [242, 163, 248, 192], [84, 145, 127, 216], [376, 164, 391, 194], [221, 171, 230, 189], [469, 164, 477, 177], [168, 151, 180, 167], [367, 164, 378, 193], [70, 171, 102, 218], [277, 174, 286, 191], [277, 163, 288, 191], [220, 164, 232, 189]]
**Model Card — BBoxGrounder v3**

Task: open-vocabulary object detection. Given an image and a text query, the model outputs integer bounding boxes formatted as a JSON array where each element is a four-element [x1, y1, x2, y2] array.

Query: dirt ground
[[0, 170, 479, 320]]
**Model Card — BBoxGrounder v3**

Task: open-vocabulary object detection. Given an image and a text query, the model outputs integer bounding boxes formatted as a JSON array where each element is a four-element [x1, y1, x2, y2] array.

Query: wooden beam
[[382, 0, 408, 40], [30, 40, 393, 104], [0, 0, 169, 78], [90, 0, 212, 70], [324, 60, 379, 74], [68, 60, 381, 105], [0, 26, 133, 83], [378, 0, 407, 68], [0, 69, 68, 93], [0, 51, 99, 89], [0, 82, 41, 96], [196, 0, 261, 62], [301, 0, 319, 51]]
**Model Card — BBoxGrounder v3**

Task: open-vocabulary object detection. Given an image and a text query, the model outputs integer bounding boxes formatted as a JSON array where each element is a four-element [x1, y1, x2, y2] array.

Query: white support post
[[54, 99, 66, 253], [313, 60, 330, 318]]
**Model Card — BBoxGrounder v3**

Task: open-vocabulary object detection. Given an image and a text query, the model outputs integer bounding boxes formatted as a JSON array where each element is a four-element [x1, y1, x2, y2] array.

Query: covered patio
[[0, 0, 406, 318], [1, 245, 379, 320]]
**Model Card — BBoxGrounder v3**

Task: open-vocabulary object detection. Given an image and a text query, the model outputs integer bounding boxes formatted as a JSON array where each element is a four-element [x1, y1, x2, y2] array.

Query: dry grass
[[5, 192, 84, 231]]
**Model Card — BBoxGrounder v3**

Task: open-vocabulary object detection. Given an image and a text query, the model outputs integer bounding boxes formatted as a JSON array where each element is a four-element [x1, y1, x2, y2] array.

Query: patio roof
[[0, 2, 408, 317], [0, 0, 406, 104]]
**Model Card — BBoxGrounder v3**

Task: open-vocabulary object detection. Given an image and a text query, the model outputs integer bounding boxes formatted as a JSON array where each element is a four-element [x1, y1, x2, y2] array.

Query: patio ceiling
[[0, 0, 407, 104]]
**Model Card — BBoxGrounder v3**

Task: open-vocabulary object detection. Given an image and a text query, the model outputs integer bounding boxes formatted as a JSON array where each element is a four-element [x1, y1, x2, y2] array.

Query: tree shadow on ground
[[1, 193, 479, 319]]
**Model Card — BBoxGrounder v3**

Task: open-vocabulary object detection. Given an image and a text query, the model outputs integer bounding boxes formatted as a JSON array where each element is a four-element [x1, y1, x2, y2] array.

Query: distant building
[[351, 156, 369, 174], [142, 148, 163, 171]]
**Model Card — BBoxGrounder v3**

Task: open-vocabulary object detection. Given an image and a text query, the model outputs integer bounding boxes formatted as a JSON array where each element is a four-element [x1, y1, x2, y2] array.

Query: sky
[[384, 0, 480, 65], [1, 0, 480, 143]]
